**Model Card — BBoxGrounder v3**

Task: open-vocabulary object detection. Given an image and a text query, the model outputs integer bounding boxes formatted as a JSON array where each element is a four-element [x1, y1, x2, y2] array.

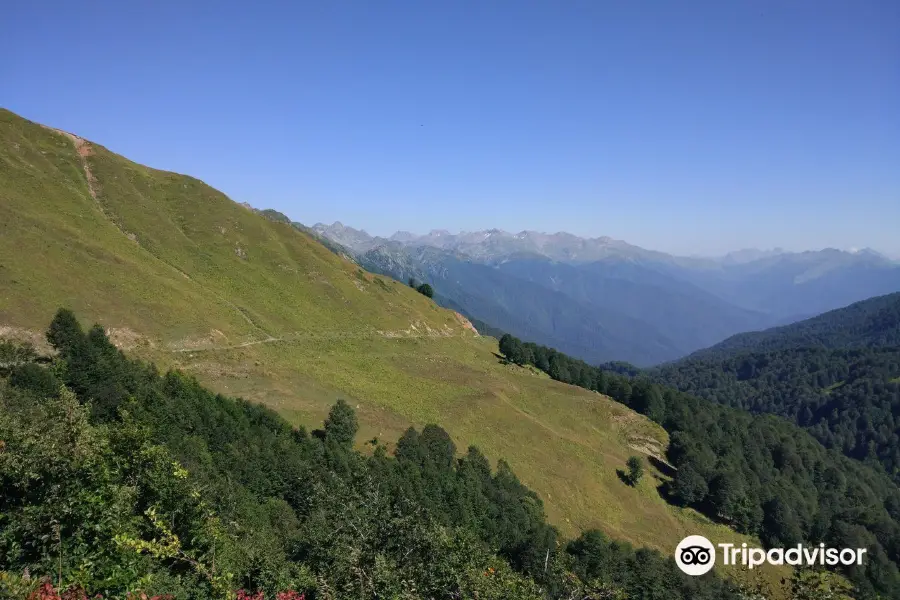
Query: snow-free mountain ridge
[[311, 222, 900, 366]]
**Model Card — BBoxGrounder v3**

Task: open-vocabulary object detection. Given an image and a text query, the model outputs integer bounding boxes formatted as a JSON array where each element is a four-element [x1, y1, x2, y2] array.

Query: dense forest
[[652, 347, 900, 482], [1, 310, 762, 600], [498, 333, 900, 599]]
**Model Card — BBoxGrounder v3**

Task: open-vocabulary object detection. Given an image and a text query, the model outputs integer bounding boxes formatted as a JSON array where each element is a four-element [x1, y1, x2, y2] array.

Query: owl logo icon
[[675, 535, 716, 575]]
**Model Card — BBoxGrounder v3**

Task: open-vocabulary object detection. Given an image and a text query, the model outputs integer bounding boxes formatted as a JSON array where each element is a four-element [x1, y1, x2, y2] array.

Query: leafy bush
[[625, 456, 643, 486]]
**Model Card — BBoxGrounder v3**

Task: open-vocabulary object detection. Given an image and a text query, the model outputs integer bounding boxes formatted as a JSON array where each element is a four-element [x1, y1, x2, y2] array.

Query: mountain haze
[[494, 257, 772, 357], [312, 223, 900, 366], [680, 291, 900, 361], [358, 243, 685, 365], [659, 249, 900, 319]]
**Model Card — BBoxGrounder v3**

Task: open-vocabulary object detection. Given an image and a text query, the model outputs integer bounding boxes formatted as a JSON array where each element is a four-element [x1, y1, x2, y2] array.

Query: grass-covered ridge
[[0, 108, 764, 563]]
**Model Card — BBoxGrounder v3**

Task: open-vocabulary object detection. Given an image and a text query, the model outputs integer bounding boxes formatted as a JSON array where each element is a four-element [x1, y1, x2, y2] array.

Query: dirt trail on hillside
[[45, 126, 138, 242], [36, 127, 476, 350], [170, 326, 473, 353], [42, 126, 273, 338], [44, 127, 101, 201], [0, 326, 53, 354]]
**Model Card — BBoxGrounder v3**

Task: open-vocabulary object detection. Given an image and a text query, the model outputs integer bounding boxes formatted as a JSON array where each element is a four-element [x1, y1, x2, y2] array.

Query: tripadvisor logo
[[676, 535, 717, 575], [675, 535, 867, 576]]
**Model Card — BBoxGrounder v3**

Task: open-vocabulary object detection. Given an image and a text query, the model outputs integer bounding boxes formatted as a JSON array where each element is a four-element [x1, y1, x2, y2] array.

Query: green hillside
[[3, 315, 792, 599], [0, 107, 774, 580]]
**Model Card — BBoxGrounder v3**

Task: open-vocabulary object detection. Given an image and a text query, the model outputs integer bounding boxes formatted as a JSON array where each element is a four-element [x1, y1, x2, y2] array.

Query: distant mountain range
[[309, 222, 900, 366]]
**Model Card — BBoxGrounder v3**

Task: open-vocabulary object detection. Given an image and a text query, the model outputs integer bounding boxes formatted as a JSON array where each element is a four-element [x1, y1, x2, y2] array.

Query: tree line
[[651, 346, 900, 482], [498, 333, 900, 599]]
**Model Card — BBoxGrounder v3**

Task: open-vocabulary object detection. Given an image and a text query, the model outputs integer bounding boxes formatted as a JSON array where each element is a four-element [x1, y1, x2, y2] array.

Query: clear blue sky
[[4, 0, 899, 256]]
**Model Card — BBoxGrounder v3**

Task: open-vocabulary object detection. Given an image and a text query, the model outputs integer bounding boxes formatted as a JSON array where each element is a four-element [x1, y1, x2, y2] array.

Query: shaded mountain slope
[[365, 224, 900, 322], [685, 292, 900, 361], [495, 257, 775, 357], [314, 223, 900, 367], [359, 244, 683, 366]]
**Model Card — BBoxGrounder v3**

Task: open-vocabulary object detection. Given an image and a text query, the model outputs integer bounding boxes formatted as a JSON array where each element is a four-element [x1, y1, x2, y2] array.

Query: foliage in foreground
[[0, 309, 753, 599], [0, 309, 867, 599]]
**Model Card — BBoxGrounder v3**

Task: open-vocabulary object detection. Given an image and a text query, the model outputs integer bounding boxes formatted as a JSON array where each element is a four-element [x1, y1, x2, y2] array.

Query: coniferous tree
[[395, 426, 424, 463], [324, 398, 358, 449], [417, 283, 434, 298], [46, 307, 85, 356], [626, 456, 644, 486]]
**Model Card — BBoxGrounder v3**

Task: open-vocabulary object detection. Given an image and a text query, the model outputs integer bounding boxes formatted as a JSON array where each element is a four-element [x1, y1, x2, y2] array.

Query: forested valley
[[497, 332, 900, 599], [644, 293, 900, 486], [652, 347, 900, 482]]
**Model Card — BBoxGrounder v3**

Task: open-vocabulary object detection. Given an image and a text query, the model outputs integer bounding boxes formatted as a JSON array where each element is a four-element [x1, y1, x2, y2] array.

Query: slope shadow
[[655, 480, 674, 503], [648, 455, 676, 478], [616, 469, 634, 487]]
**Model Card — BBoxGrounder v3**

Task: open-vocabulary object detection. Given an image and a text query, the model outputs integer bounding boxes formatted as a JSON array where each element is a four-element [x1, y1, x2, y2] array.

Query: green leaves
[[415, 283, 434, 299], [322, 399, 358, 449], [625, 456, 644, 487]]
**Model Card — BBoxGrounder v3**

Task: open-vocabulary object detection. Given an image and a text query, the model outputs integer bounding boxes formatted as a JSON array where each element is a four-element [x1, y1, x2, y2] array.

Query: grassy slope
[[0, 109, 783, 590]]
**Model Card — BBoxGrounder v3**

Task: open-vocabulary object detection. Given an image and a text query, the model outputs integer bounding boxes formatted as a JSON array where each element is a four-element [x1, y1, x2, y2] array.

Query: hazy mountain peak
[[717, 248, 786, 265], [390, 230, 417, 242], [375, 227, 669, 264], [311, 221, 377, 252], [855, 247, 891, 260]]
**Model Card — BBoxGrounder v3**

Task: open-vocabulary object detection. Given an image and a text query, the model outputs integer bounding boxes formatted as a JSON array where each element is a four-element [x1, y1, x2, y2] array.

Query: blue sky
[[3, 0, 899, 256]]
